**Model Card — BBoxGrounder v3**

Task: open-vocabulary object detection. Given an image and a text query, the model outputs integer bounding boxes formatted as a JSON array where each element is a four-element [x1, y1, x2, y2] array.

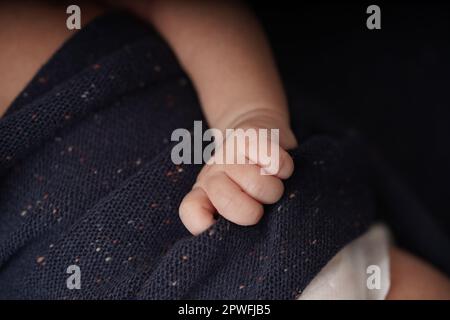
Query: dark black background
[[250, 1, 450, 236]]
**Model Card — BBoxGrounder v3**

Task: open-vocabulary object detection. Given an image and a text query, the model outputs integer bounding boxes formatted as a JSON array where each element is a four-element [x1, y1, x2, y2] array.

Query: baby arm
[[119, 0, 298, 234]]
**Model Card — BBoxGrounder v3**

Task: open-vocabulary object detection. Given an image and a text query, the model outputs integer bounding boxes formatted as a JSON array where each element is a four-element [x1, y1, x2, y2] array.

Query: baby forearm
[[139, 1, 290, 133], [112, 1, 298, 235]]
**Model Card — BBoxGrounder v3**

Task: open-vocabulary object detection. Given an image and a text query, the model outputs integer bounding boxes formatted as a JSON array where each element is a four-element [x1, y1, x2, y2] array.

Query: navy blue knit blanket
[[0, 12, 448, 299]]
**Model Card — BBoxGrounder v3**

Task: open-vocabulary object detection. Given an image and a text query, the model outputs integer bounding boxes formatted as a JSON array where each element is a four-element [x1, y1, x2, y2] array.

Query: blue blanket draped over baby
[[0, 12, 448, 299]]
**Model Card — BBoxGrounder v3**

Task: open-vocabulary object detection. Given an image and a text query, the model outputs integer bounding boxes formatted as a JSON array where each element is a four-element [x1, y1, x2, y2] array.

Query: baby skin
[[1, 0, 449, 300], [117, 0, 298, 235]]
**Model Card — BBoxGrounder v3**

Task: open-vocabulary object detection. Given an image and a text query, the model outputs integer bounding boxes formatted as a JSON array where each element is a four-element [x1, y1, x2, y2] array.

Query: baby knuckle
[[238, 203, 264, 226], [275, 186, 285, 202], [220, 194, 235, 213], [179, 196, 195, 216], [267, 180, 285, 203], [244, 203, 263, 225], [245, 180, 266, 199], [204, 173, 220, 190]]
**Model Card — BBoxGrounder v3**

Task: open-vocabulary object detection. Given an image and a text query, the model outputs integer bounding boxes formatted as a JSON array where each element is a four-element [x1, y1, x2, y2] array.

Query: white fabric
[[299, 224, 391, 300]]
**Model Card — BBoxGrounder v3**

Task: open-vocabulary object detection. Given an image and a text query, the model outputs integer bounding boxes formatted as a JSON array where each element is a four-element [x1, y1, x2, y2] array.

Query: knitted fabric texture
[[0, 12, 445, 299]]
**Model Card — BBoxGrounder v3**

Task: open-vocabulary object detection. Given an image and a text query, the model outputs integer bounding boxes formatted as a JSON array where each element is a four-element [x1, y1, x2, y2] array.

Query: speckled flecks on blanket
[[0, 12, 375, 299]]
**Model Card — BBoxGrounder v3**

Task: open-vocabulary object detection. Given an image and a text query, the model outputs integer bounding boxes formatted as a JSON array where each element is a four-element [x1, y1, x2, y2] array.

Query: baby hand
[[179, 121, 296, 235]]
